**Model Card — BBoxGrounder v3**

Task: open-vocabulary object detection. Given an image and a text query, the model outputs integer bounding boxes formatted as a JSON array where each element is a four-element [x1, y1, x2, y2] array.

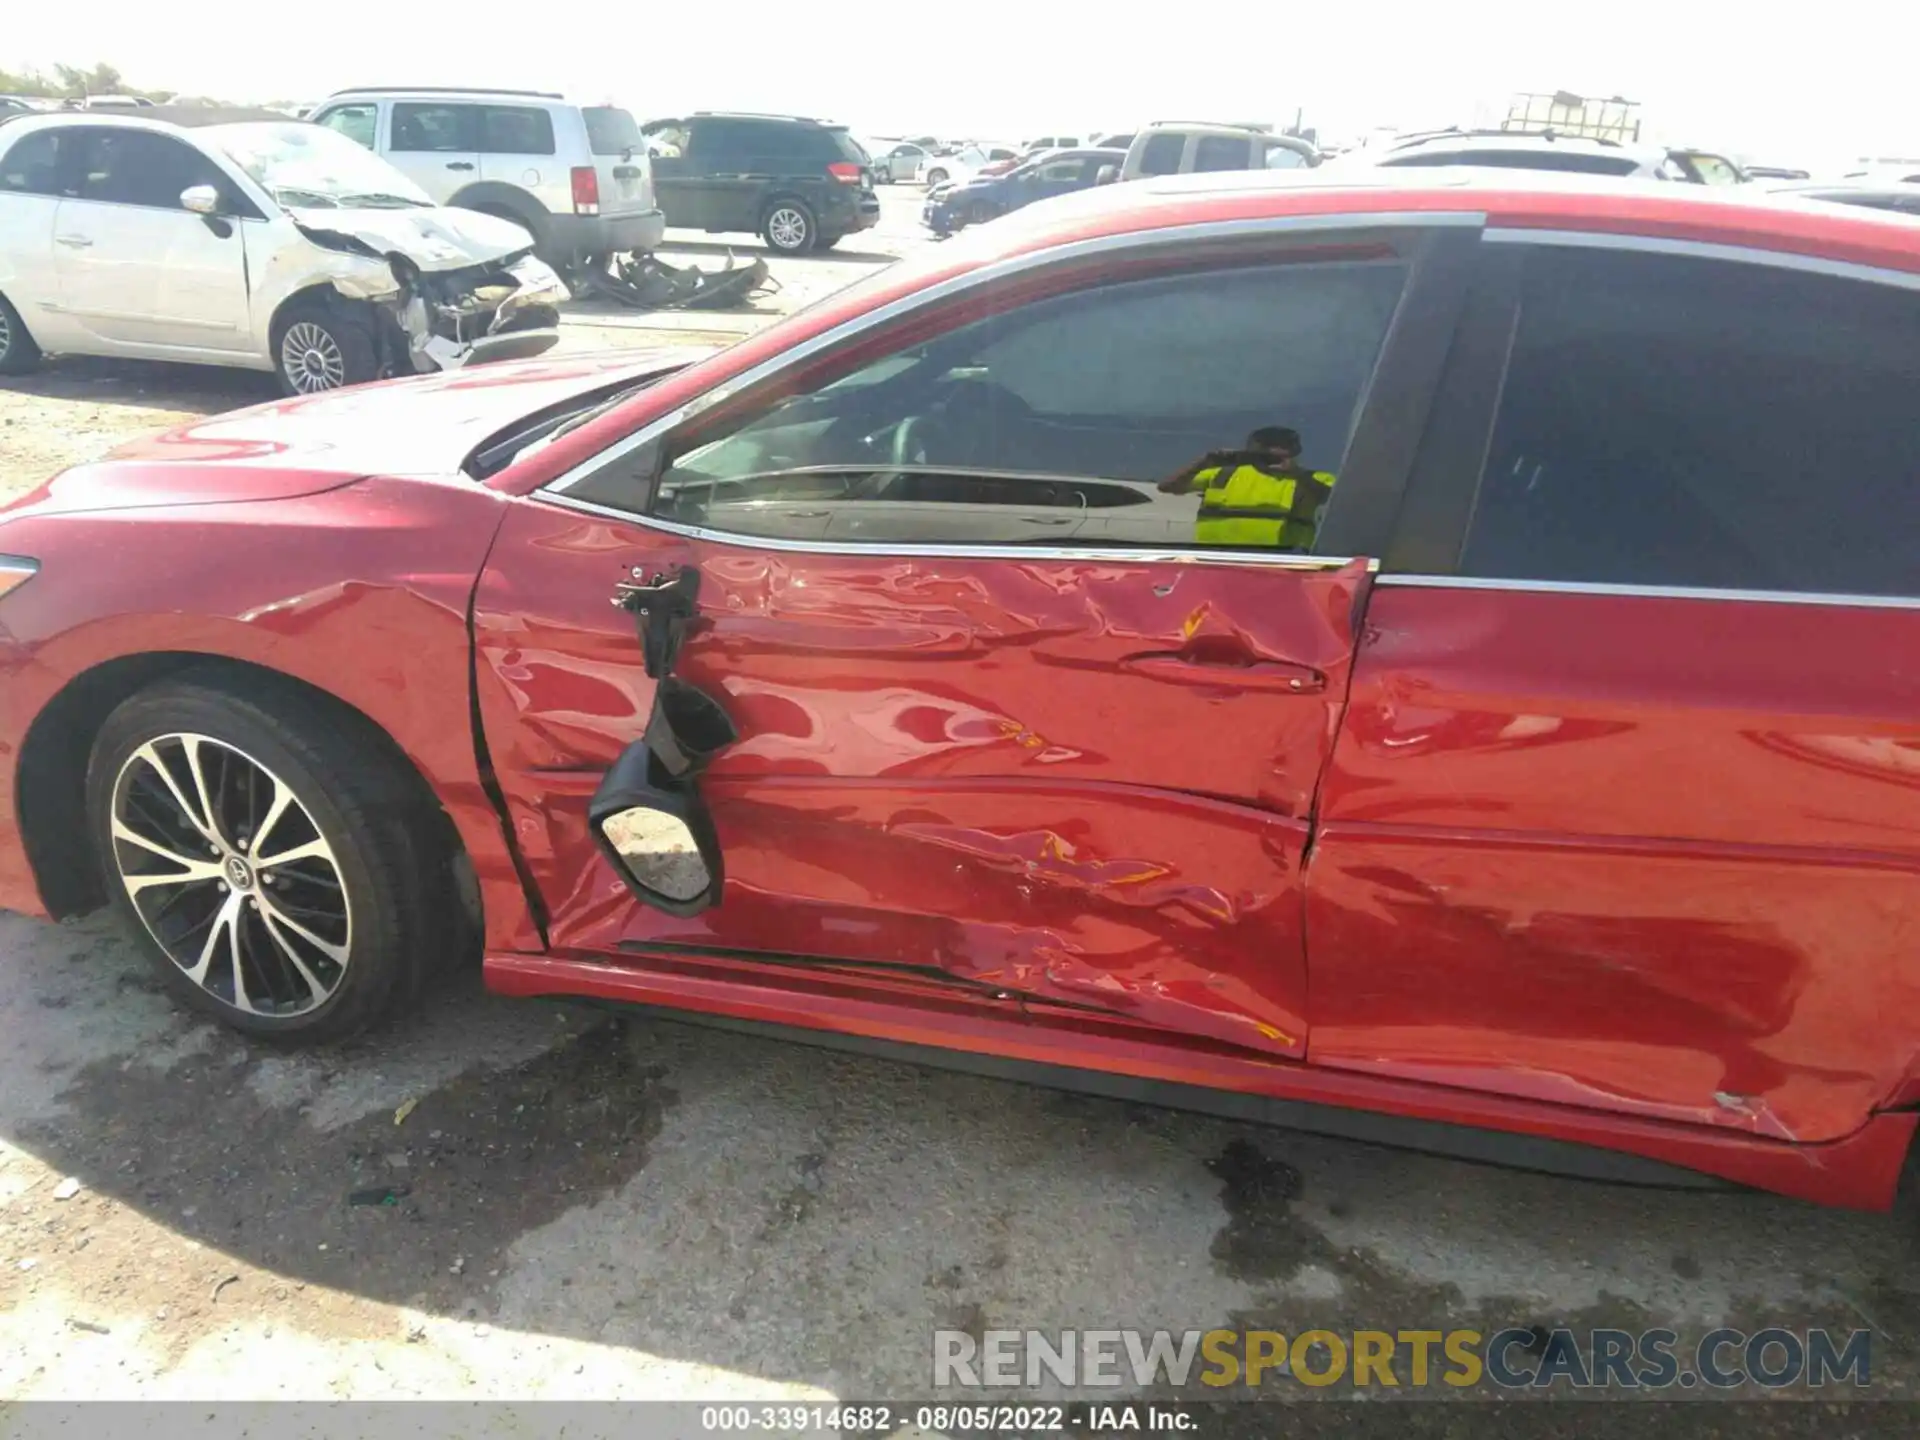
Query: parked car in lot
[[1774, 182, 1920, 216], [1121, 121, 1318, 180], [868, 140, 928, 184], [922, 146, 1123, 234], [308, 86, 664, 268], [921, 144, 1019, 189], [1022, 134, 1081, 153], [1352, 130, 1746, 183], [0, 107, 567, 392], [643, 112, 879, 254], [8, 170, 1920, 1215]]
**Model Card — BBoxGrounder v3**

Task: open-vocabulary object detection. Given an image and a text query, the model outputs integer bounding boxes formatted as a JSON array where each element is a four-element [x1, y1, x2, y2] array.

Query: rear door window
[[69, 129, 230, 209], [0, 129, 72, 195], [1460, 246, 1920, 596], [1193, 134, 1252, 172], [390, 103, 475, 152], [476, 106, 555, 156], [1137, 132, 1185, 175]]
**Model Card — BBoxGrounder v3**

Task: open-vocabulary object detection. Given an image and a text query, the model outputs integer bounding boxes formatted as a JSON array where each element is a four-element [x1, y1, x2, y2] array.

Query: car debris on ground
[[575, 251, 777, 311]]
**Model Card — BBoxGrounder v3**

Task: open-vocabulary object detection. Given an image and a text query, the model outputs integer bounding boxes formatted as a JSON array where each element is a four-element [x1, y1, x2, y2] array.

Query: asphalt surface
[[1, 189, 1918, 1434]]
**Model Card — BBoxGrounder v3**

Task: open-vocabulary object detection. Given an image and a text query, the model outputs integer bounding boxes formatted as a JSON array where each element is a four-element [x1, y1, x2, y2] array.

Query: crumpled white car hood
[[286, 204, 536, 271]]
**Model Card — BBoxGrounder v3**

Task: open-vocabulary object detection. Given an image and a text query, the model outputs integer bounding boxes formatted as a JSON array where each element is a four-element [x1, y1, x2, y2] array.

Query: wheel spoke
[[181, 737, 223, 846], [110, 816, 216, 873], [257, 893, 348, 964], [257, 908, 329, 1001], [183, 892, 241, 987], [255, 836, 332, 869], [132, 742, 213, 839], [227, 900, 253, 1013], [248, 776, 297, 861]]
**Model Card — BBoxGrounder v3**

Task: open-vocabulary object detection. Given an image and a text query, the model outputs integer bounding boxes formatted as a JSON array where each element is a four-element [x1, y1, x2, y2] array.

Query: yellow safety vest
[[1194, 463, 1337, 549]]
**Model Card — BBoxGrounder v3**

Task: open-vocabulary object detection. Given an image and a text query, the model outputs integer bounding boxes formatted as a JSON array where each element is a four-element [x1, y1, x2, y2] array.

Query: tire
[[86, 672, 448, 1044], [271, 299, 379, 397], [925, 167, 949, 188], [0, 291, 42, 376], [814, 234, 841, 251], [761, 199, 817, 254]]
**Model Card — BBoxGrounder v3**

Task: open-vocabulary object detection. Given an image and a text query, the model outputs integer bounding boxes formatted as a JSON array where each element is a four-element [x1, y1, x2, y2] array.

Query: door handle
[[445, 161, 475, 171], [55, 234, 93, 249], [1121, 649, 1327, 693]]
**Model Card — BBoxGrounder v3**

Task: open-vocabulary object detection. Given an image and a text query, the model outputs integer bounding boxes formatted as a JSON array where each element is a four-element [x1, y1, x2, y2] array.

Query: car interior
[[656, 259, 1407, 545]]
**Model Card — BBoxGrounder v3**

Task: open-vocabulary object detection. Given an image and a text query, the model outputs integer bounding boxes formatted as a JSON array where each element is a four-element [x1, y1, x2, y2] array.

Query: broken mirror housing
[[588, 741, 726, 916]]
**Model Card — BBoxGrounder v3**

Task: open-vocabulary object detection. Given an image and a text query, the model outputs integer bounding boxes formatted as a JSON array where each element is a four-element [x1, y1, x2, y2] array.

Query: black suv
[[643, 113, 880, 254]]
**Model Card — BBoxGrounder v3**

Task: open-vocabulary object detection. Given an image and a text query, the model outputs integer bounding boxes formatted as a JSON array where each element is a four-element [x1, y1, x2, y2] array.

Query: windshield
[[585, 106, 642, 156], [208, 122, 432, 209]]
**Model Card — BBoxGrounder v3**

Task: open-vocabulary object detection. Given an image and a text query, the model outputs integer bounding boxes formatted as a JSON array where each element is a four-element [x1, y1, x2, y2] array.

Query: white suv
[[0, 107, 567, 393], [309, 87, 665, 266], [1120, 122, 1319, 181]]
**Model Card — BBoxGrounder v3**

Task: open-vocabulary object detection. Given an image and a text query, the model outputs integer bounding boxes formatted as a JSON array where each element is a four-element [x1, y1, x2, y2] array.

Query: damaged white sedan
[[0, 106, 568, 393]]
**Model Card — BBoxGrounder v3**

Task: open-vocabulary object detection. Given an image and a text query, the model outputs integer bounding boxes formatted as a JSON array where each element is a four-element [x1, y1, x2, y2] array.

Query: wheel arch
[[18, 653, 480, 954], [266, 283, 375, 347], [445, 183, 549, 245], [0, 284, 41, 345]]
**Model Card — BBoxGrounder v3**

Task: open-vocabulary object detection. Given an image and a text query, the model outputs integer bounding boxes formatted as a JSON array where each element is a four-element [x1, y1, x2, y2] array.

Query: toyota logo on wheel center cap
[[224, 855, 255, 890]]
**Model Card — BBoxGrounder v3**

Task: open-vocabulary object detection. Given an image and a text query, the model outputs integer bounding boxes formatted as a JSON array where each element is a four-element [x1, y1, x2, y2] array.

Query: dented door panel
[[473, 497, 1373, 1059], [1309, 582, 1920, 1143]]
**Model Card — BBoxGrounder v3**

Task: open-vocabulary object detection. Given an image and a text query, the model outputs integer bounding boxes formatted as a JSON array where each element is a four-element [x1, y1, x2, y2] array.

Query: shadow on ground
[[2, 909, 1917, 1410], [1, 356, 278, 413]]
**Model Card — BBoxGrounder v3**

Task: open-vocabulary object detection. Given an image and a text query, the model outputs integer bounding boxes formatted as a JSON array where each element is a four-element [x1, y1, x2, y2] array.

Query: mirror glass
[[598, 805, 711, 902]]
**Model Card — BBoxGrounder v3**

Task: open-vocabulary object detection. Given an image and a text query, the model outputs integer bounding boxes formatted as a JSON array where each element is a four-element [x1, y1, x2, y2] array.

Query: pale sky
[[10, 0, 1918, 169]]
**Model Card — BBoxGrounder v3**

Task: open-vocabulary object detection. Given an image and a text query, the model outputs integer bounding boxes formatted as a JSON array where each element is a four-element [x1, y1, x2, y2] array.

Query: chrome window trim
[[1376, 573, 1920, 611], [544, 209, 1484, 498], [1483, 226, 1920, 293], [536, 489, 1375, 573]]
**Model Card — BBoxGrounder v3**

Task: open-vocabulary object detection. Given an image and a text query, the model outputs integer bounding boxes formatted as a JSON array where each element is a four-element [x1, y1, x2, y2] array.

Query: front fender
[[0, 475, 542, 952]]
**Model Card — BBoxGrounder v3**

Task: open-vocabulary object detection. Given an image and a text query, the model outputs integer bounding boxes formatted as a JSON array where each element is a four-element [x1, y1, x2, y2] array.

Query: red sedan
[[4, 172, 1919, 1212]]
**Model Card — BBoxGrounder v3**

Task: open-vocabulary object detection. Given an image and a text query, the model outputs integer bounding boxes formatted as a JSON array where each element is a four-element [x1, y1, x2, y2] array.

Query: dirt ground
[[2, 193, 1919, 1434]]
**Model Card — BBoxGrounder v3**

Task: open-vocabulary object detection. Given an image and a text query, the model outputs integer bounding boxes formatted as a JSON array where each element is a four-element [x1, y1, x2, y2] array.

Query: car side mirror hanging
[[589, 743, 726, 916], [593, 564, 737, 915]]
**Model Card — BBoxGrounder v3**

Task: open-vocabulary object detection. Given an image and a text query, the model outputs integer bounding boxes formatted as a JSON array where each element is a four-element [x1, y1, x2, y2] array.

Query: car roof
[[1025, 147, 1126, 162], [1774, 184, 1920, 208], [0, 105, 298, 134], [327, 86, 567, 101], [923, 168, 1920, 279], [1385, 130, 1662, 161]]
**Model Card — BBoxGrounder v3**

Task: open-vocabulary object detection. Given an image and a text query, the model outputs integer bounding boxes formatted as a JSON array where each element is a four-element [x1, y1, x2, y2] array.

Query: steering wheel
[[890, 379, 1031, 469], [892, 414, 936, 467]]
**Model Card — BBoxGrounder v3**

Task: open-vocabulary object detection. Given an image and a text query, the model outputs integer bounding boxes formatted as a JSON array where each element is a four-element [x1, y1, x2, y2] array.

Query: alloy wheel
[[108, 733, 353, 1017], [280, 322, 347, 393], [767, 207, 810, 251]]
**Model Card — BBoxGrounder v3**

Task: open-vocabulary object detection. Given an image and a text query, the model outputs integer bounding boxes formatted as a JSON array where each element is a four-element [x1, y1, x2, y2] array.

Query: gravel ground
[[1, 191, 1917, 1433]]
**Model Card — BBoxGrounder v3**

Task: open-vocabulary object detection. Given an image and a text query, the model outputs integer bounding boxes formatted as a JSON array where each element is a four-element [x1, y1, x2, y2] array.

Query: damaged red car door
[[475, 230, 1448, 1059], [1309, 237, 1920, 1145]]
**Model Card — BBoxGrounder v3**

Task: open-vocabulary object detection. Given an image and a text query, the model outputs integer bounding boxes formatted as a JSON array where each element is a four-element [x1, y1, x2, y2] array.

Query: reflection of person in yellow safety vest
[[1158, 426, 1336, 549]]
